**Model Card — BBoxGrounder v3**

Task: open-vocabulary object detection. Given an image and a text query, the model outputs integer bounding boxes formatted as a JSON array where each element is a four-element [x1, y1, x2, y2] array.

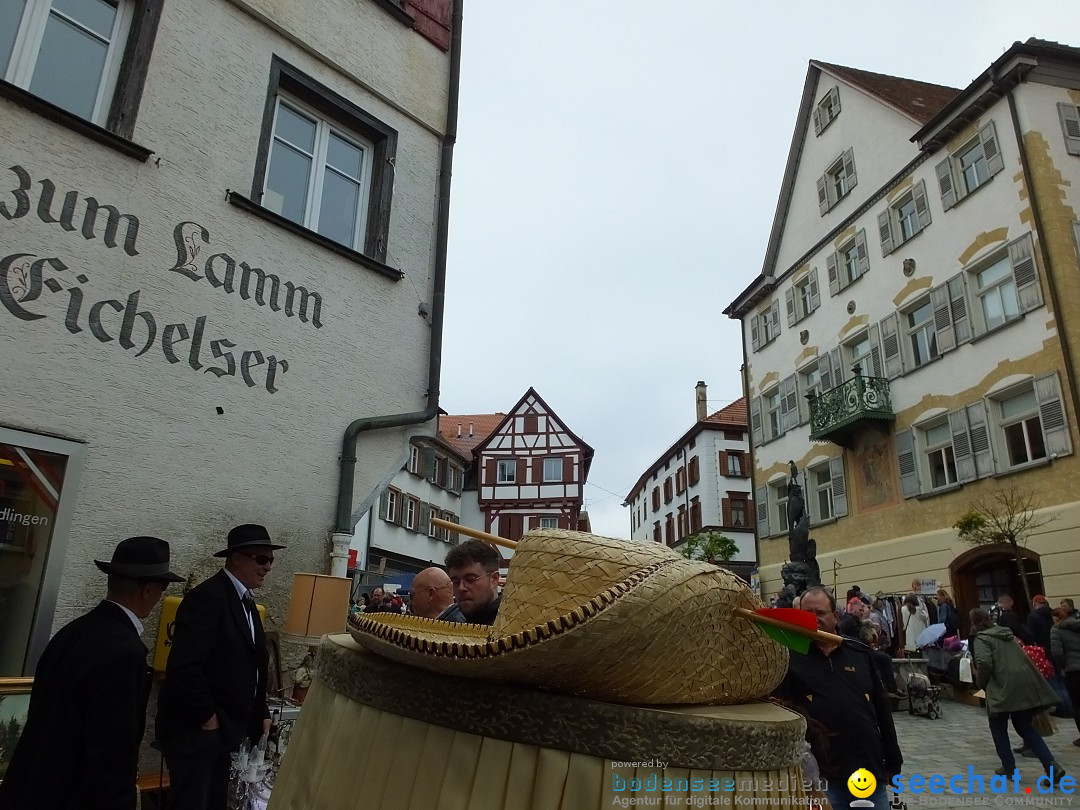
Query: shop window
[[0, 427, 85, 675]]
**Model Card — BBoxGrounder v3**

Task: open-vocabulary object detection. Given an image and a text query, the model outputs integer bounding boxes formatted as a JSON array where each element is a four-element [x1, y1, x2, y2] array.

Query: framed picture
[[0, 678, 33, 782]]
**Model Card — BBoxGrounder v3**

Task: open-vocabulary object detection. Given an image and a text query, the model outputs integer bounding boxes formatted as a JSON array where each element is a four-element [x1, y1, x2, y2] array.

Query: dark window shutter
[[418, 502, 430, 535], [829, 456, 847, 517], [524, 414, 538, 433], [691, 500, 701, 533], [949, 408, 976, 483], [930, 282, 956, 355], [896, 429, 920, 498], [1009, 232, 1042, 313], [485, 458, 495, 484], [842, 147, 857, 191], [980, 121, 1004, 177], [1035, 372, 1072, 457], [722, 497, 731, 528], [878, 209, 894, 256], [826, 252, 840, 296], [913, 179, 931, 230], [688, 456, 699, 485], [879, 312, 904, 379], [755, 486, 769, 537], [532, 456, 543, 482], [718, 450, 727, 475], [516, 457, 527, 483], [378, 490, 389, 520], [422, 446, 436, 480], [563, 455, 574, 482], [936, 157, 956, 210], [966, 402, 994, 479], [947, 273, 970, 345], [1059, 103, 1080, 156]]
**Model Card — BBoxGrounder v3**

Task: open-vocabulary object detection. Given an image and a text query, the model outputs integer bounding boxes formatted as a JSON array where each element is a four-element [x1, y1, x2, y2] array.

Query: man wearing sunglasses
[[157, 524, 286, 810], [445, 539, 503, 625]]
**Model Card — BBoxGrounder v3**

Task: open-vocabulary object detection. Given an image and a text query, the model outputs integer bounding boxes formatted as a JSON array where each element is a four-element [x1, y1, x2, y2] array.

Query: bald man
[[410, 567, 466, 622]]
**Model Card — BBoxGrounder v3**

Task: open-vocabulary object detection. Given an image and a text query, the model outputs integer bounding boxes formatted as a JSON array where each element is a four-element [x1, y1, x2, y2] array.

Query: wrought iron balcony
[[808, 374, 894, 447]]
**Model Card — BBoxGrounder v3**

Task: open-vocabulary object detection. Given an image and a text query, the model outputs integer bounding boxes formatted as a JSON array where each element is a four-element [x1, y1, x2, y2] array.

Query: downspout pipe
[[331, 0, 463, 574], [1005, 85, 1080, 433]]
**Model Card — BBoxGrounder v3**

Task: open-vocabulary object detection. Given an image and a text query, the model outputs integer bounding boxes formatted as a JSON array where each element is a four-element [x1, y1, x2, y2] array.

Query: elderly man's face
[[849, 601, 868, 620], [800, 590, 838, 633]]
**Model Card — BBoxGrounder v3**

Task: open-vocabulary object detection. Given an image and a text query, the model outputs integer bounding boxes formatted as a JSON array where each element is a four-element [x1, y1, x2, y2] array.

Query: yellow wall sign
[[153, 595, 267, 672]]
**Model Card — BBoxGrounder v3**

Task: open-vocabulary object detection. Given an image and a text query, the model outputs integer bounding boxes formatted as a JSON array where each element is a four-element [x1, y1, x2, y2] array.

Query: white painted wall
[[0, 0, 450, 639]]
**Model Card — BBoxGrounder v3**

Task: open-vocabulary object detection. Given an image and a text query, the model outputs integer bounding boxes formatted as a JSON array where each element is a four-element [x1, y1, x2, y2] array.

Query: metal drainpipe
[[330, 0, 463, 576], [1005, 87, 1080, 430]]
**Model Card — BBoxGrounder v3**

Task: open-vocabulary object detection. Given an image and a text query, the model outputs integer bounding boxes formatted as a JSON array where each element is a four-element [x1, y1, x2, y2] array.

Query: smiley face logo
[[847, 768, 877, 798]]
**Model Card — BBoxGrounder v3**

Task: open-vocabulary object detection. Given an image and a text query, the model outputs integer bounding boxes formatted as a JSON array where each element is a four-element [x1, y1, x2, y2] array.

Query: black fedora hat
[[214, 523, 286, 558], [94, 536, 184, 582]]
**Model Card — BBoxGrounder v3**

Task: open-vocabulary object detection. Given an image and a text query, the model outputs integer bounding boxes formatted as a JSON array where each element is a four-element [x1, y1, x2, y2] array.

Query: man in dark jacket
[[0, 537, 183, 810], [156, 524, 285, 810], [997, 594, 1034, 645], [1028, 595, 1054, 653], [445, 539, 502, 624], [775, 587, 902, 810]]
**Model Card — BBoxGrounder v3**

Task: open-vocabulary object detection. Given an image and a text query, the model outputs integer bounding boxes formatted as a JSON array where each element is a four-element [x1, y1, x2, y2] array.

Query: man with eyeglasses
[[410, 566, 466, 622], [445, 539, 503, 625], [157, 524, 286, 810]]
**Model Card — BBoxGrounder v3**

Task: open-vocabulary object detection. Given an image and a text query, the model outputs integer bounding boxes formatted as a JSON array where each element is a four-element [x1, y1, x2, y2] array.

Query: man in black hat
[[156, 524, 285, 810], [0, 536, 183, 810]]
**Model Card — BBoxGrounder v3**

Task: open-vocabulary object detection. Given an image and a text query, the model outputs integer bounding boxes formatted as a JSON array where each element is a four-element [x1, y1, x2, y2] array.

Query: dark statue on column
[[775, 461, 821, 607]]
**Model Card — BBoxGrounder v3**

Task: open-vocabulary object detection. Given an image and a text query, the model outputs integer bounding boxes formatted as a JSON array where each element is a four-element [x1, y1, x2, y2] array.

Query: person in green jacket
[[971, 609, 1066, 782], [1050, 607, 1080, 746]]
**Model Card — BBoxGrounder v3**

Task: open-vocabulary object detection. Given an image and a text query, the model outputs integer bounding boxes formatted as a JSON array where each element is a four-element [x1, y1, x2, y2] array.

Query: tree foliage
[[953, 487, 1053, 604], [678, 531, 739, 565]]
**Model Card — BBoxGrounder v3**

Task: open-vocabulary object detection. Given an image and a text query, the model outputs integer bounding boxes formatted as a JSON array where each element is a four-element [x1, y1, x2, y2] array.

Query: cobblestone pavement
[[883, 697, 1080, 810]]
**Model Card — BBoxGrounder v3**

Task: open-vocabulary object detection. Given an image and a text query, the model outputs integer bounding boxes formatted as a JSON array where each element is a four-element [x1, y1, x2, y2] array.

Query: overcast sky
[[441, 2, 1080, 539]]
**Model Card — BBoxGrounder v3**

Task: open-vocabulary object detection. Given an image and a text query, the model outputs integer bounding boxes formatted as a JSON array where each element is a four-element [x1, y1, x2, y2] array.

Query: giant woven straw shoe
[[349, 529, 788, 705]]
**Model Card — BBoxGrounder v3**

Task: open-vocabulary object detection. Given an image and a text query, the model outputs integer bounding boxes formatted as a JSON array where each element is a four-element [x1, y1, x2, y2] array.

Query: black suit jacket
[[0, 601, 152, 810], [156, 570, 269, 752]]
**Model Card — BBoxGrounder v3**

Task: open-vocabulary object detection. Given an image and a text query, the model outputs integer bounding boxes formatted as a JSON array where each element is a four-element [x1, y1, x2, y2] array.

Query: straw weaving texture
[[349, 530, 787, 705]]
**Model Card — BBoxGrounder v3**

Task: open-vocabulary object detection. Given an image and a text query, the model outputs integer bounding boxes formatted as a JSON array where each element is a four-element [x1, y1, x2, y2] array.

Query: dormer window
[[817, 148, 856, 214], [813, 86, 841, 135]]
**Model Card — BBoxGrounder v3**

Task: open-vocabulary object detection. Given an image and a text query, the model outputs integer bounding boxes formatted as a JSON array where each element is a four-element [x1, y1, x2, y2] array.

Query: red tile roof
[[437, 413, 505, 456], [704, 397, 747, 428], [814, 61, 960, 125]]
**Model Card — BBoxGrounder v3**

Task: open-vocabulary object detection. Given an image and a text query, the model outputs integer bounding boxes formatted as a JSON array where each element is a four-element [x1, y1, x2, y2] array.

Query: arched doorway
[[950, 544, 1044, 631]]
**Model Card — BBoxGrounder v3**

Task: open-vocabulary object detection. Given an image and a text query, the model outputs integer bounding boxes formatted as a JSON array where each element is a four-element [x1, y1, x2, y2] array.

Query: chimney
[[695, 381, 707, 422], [468, 422, 474, 437]]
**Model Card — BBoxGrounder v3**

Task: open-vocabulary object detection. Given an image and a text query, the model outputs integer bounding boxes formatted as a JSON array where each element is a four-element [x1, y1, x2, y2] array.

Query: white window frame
[[496, 459, 516, 484], [264, 94, 375, 251], [382, 488, 399, 523], [920, 419, 958, 491], [538, 516, 558, 529], [935, 122, 1004, 209], [403, 496, 417, 531], [542, 457, 562, 483], [817, 148, 857, 214], [771, 481, 789, 536], [972, 254, 1020, 333], [428, 506, 439, 538], [726, 452, 743, 477], [996, 386, 1047, 469], [904, 297, 939, 369], [765, 387, 781, 441], [826, 230, 869, 295], [813, 86, 840, 135], [4, 0, 134, 126], [799, 360, 824, 424], [878, 180, 931, 255], [810, 464, 834, 523], [408, 445, 421, 475]]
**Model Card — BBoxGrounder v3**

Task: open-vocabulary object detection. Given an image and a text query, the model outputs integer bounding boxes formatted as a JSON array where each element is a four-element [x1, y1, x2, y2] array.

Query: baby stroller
[[904, 663, 942, 720]]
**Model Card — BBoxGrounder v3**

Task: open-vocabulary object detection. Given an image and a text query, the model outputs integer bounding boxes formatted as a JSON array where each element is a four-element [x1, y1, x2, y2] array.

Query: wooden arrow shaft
[[430, 517, 518, 550], [734, 607, 844, 645]]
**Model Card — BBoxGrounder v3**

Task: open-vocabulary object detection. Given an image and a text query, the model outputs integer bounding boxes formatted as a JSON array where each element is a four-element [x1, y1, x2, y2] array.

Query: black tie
[[243, 591, 258, 642]]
